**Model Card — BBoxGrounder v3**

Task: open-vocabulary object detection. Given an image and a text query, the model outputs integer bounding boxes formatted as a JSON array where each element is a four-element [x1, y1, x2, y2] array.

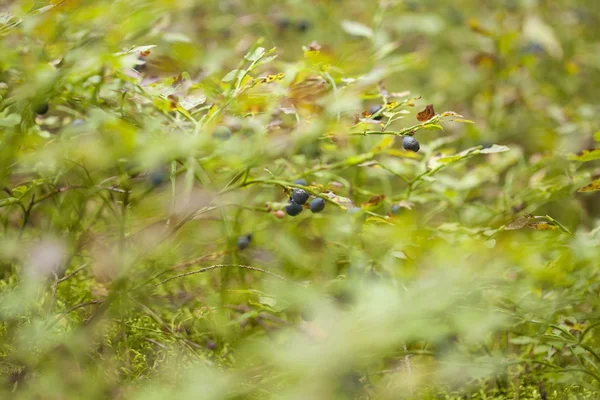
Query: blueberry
[[294, 178, 308, 186], [369, 105, 383, 121], [297, 20, 310, 32], [149, 170, 168, 187], [35, 103, 49, 115], [133, 56, 147, 73], [391, 204, 401, 214], [402, 136, 420, 152], [237, 234, 252, 250], [522, 41, 545, 55], [291, 188, 309, 205], [285, 200, 303, 216], [213, 126, 232, 140], [309, 197, 325, 213]]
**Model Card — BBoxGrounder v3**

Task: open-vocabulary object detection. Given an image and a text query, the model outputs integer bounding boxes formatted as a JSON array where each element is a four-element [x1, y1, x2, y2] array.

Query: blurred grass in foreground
[[1, 0, 600, 399]]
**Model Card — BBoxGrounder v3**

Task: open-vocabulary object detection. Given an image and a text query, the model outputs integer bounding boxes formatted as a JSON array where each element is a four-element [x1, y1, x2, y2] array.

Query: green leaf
[[567, 148, 600, 162], [0, 198, 19, 207], [0, 113, 21, 127], [594, 131, 600, 142], [341, 20, 373, 38], [114, 45, 156, 56], [245, 47, 265, 62], [423, 124, 443, 130], [222, 69, 240, 82], [510, 336, 539, 345], [480, 144, 510, 154], [12, 185, 29, 198]]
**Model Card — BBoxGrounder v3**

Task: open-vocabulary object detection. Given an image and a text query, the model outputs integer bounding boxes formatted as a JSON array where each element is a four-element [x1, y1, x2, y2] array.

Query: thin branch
[[46, 263, 89, 318], [48, 300, 102, 328], [155, 264, 303, 287]]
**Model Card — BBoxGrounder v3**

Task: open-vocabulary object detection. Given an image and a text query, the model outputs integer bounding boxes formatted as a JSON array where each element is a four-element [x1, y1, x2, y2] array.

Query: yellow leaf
[[371, 136, 395, 153], [578, 179, 600, 193], [567, 149, 600, 162], [528, 222, 558, 231]]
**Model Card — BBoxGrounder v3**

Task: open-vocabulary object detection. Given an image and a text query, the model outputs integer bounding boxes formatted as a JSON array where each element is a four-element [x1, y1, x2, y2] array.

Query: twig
[[46, 263, 89, 318], [155, 264, 303, 287], [48, 300, 102, 328]]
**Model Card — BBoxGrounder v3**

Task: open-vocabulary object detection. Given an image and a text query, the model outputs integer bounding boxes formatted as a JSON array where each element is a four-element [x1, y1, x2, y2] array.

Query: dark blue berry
[[149, 170, 168, 187], [294, 178, 308, 186], [522, 41, 545, 55], [285, 200, 303, 216], [213, 126, 232, 140], [237, 234, 252, 250], [35, 103, 49, 115], [291, 189, 309, 205], [369, 105, 383, 121], [297, 20, 310, 32], [309, 197, 325, 213], [402, 136, 420, 152], [391, 204, 401, 214]]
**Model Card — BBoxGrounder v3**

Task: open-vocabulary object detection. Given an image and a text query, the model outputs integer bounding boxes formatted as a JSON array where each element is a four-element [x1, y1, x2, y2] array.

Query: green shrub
[[1, 1, 600, 399]]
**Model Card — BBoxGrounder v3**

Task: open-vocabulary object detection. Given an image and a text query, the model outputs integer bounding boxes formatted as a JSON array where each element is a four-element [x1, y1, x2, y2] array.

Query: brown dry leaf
[[417, 104, 435, 122], [362, 195, 385, 208], [287, 75, 329, 106], [506, 215, 533, 230]]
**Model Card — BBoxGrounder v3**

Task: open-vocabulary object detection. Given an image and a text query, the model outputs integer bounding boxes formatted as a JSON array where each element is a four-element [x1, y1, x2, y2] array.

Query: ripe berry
[[35, 103, 49, 115], [291, 189, 309, 205], [285, 200, 303, 216], [402, 136, 420, 152], [391, 204, 401, 214], [309, 197, 325, 213], [149, 169, 167, 187], [369, 105, 383, 121], [297, 20, 310, 32], [237, 234, 252, 250], [294, 178, 308, 186], [213, 126, 232, 140]]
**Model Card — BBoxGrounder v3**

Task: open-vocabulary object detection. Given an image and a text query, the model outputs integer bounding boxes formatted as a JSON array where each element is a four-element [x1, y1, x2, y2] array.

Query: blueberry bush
[[1, 1, 600, 399]]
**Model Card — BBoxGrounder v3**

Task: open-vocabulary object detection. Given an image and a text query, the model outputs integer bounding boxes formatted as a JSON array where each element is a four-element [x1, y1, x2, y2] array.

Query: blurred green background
[[1, 0, 600, 399]]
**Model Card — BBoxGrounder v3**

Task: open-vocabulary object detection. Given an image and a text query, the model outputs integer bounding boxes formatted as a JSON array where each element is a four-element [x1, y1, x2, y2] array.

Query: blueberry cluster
[[284, 179, 326, 217]]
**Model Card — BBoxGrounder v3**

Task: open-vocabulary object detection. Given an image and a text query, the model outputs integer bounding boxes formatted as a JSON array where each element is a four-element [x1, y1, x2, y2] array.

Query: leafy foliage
[[1, 1, 600, 399]]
